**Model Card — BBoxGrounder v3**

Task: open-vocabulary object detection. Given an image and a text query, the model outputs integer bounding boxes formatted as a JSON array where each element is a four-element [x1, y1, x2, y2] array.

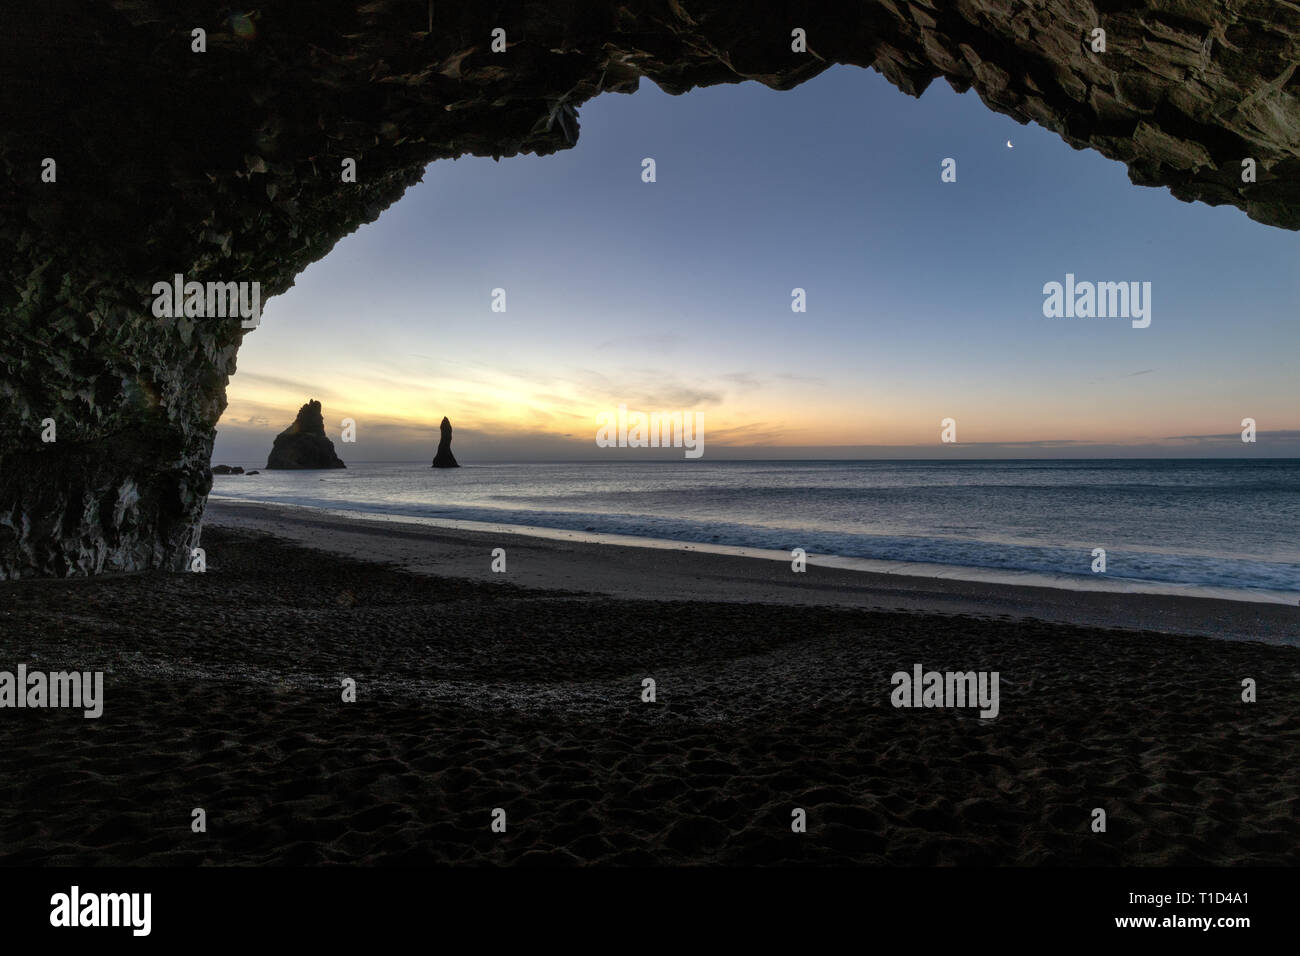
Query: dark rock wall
[[1, 1, 1298, 576], [266, 400, 347, 469], [432, 417, 460, 468]]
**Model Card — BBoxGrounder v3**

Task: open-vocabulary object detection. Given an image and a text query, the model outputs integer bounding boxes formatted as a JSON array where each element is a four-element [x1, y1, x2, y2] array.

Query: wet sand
[[208, 500, 1300, 645]]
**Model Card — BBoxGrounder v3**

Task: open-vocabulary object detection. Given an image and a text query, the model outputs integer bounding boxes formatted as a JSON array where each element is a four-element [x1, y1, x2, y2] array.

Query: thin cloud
[[774, 372, 826, 385], [233, 371, 340, 400], [564, 367, 725, 408], [707, 421, 791, 445], [721, 372, 761, 389], [595, 332, 688, 351], [1087, 368, 1157, 384], [1166, 429, 1300, 441]]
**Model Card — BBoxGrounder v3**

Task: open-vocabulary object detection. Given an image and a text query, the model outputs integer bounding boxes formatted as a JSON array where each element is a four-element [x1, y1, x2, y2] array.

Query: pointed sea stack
[[432, 416, 459, 468], [266, 400, 346, 469]]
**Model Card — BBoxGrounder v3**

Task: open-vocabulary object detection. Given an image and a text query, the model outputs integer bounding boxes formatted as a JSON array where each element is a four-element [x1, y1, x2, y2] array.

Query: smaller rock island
[[266, 400, 346, 470], [431, 416, 459, 468]]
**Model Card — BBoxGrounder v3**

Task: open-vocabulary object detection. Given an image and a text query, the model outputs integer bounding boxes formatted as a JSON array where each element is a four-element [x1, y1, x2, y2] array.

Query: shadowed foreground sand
[[0, 524, 1297, 865]]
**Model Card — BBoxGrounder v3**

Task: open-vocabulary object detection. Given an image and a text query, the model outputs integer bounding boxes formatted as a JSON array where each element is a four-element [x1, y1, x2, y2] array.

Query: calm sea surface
[[210, 459, 1300, 599]]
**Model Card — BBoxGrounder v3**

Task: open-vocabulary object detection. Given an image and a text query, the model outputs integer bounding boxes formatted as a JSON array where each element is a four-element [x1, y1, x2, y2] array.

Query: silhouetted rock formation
[[266, 401, 346, 470], [4, 2, 1300, 575], [212, 465, 244, 475], [432, 417, 460, 468]]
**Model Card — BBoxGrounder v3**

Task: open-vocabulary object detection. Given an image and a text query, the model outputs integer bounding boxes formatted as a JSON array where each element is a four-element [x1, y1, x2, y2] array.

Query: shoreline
[[205, 499, 1299, 645], [209, 493, 1298, 606]]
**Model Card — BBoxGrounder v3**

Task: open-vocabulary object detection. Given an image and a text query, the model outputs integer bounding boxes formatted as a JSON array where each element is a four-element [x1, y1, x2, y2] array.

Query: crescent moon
[[1006, 139, 1013, 148]]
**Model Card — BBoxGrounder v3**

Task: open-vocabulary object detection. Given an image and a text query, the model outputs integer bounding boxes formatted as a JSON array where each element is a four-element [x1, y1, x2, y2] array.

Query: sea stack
[[432, 416, 459, 468], [266, 400, 346, 469]]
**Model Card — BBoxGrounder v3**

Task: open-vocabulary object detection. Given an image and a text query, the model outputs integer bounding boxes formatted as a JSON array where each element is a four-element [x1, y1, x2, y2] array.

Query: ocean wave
[[211, 487, 1300, 593]]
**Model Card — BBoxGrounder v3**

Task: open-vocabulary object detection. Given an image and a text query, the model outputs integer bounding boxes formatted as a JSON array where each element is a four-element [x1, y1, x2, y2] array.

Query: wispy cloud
[[1166, 429, 1300, 442], [774, 372, 826, 385], [235, 371, 340, 400], [1087, 368, 1157, 384], [707, 421, 791, 445], [564, 367, 725, 408], [595, 332, 688, 351]]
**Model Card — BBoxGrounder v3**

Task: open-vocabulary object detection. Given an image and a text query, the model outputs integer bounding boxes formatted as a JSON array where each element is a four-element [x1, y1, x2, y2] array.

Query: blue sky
[[214, 64, 1300, 463]]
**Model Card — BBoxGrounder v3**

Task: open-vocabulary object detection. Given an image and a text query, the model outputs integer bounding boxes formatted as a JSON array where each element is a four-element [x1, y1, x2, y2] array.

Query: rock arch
[[2, 1, 1297, 576]]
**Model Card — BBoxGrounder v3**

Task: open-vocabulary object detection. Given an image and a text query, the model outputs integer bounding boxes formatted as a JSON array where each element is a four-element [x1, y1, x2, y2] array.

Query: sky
[[213, 64, 1300, 463]]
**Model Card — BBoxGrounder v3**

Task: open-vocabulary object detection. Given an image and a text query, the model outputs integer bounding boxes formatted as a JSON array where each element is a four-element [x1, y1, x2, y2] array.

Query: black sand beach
[[1, 510, 1297, 866]]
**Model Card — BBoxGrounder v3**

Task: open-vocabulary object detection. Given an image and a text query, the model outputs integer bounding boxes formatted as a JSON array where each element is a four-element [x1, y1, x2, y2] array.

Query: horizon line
[[210, 455, 1300, 464]]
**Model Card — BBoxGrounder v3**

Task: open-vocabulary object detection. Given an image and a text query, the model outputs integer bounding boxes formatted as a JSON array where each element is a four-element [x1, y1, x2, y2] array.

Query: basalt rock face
[[266, 401, 346, 470], [2, 2, 1299, 576], [432, 417, 460, 468]]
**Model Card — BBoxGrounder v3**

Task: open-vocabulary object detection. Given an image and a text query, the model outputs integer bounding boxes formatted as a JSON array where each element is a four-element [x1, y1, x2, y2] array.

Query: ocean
[[209, 459, 1300, 602]]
